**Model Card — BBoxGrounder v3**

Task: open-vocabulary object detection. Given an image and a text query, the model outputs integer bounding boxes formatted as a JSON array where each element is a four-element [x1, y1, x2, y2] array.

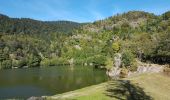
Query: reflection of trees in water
[[0, 66, 107, 97], [32, 66, 107, 94], [105, 80, 152, 100]]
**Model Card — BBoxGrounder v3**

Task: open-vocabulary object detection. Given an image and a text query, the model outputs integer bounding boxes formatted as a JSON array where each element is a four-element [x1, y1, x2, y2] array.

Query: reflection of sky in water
[[0, 66, 107, 99]]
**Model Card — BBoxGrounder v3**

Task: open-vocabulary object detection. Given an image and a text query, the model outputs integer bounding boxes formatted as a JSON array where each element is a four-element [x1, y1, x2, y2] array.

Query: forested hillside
[[0, 11, 169, 70], [0, 14, 81, 34], [62, 11, 170, 70], [0, 14, 82, 69]]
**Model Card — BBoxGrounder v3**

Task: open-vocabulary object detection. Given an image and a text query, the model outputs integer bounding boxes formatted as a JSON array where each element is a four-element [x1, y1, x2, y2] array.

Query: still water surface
[[0, 66, 107, 99]]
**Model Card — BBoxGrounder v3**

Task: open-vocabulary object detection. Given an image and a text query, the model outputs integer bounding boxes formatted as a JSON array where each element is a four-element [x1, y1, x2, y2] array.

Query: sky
[[0, 0, 170, 22]]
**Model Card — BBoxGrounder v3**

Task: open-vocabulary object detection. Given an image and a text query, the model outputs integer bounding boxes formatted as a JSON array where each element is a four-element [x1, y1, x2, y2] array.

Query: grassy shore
[[46, 73, 170, 100], [129, 73, 170, 100]]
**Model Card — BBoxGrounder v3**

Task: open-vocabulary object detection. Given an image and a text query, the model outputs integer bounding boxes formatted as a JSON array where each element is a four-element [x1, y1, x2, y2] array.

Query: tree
[[0, 49, 5, 67], [105, 57, 113, 70], [112, 42, 120, 53], [0, 39, 5, 49], [1, 60, 12, 69], [163, 11, 170, 20], [122, 50, 135, 67], [28, 54, 41, 67], [0, 49, 12, 69]]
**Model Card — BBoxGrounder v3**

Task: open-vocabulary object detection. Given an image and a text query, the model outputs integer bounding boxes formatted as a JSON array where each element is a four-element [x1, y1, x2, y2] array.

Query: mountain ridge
[[0, 13, 83, 34]]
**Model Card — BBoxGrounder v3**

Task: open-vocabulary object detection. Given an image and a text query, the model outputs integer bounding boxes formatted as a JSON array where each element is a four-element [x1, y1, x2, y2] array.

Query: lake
[[0, 66, 107, 99]]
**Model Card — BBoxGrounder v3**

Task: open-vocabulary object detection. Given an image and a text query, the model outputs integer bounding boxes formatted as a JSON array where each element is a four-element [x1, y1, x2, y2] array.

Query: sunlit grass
[[47, 73, 170, 100], [129, 73, 170, 100]]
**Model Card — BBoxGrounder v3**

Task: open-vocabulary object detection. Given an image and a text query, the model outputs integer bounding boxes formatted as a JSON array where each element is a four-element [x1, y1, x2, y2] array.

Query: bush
[[28, 54, 41, 67], [40, 59, 50, 66], [51, 58, 69, 65], [119, 68, 129, 78], [87, 55, 106, 66], [1, 60, 12, 69], [18, 59, 27, 68], [105, 57, 113, 70], [129, 60, 138, 71], [122, 50, 135, 67], [40, 57, 69, 66], [74, 59, 85, 65], [12, 59, 27, 68], [112, 42, 120, 53]]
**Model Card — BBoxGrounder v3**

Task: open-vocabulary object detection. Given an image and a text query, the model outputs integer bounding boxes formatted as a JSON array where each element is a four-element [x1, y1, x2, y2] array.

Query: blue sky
[[0, 0, 170, 22]]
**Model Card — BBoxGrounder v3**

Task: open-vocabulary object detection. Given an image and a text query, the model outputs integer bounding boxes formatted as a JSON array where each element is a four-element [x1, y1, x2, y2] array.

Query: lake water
[[0, 66, 107, 99]]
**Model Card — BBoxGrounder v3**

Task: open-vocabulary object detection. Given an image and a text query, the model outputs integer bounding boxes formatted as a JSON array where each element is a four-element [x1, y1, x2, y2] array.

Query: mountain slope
[[0, 14, 82, 34], [0, 11, 169, 69], [69, 11, 170, 66]]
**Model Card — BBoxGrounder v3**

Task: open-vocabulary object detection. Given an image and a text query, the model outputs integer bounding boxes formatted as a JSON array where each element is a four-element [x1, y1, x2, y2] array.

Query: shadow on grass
[[105, 80, 152, 100]]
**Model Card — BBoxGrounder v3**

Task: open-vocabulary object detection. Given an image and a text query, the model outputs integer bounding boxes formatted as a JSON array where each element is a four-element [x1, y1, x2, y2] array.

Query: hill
[[0, 14, 82, 34], [69, 11, 170, 67], [0, 11, 169, 69]]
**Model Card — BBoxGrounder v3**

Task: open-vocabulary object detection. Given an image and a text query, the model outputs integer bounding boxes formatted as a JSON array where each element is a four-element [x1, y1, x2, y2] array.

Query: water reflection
[[0, 66, 107, 99]]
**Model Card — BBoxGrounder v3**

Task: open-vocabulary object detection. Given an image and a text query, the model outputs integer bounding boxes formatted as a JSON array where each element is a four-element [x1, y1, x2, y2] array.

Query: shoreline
[[44, 72, 170, 100]]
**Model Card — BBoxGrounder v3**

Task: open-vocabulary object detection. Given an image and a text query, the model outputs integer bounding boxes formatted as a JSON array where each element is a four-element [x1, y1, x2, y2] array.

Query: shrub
[[112, 42, 120, 53], [40, 57, 69, 66], [12, 59, 27, 68], [129, 60, 138, 71], [18, 59, 27, 68], [40, 59, 50, 66], [52, 58, 69, 65], [12, 60, 19, 67], [28, 54, 41, 67], [89, 55, 107, 66], [74, 59, 85, 65], [105, 57, 113, 70], [119, 68, 129, 78], [122, 50, 135, 66], [1, 60, 12, 69]]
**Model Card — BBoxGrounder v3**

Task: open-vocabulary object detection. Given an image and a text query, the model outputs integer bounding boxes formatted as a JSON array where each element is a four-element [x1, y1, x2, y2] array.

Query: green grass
[[46, 82, 112, 100], [46, 73, 170, 100], [129, 73, 170, 100]]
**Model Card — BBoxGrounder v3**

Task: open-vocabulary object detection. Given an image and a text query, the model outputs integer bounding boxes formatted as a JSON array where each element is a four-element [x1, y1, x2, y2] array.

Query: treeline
[[0, 14, 83, 69], [0, 32, 68, 69], [0, 14, 82, 34]]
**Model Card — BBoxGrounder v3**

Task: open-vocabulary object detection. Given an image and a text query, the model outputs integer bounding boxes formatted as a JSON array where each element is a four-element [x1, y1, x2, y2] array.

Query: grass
[[46, 82, 112, 100], [129, 73, 170, 100], [46, 73, 170, 100]]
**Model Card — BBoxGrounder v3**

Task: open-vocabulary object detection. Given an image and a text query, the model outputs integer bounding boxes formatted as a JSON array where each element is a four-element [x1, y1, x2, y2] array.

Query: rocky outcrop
[[137, 65, 163, 73], [106, 53, 122, 78], [107, 67, 121, 78], [114, 53, 122, 68], [108, 61, 164, 78], [128, 64, 164, 77]]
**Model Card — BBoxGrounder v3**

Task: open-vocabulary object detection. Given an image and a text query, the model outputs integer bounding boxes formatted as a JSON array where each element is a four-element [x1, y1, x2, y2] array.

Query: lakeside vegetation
[[0, 11, 169, 70]]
